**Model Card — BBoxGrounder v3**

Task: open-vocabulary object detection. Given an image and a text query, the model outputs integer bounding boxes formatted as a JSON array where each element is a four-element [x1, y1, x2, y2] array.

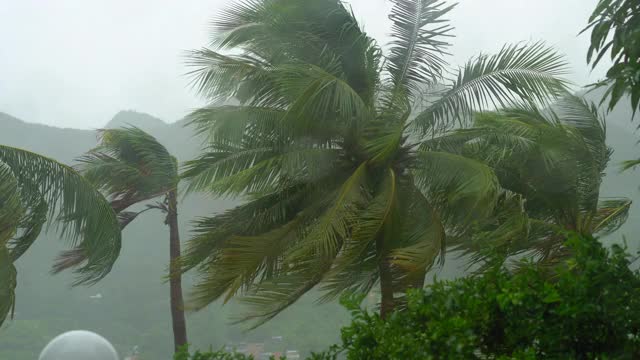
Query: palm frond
[[414, 41, 569, 132], [321, 168, 397, 299], [386, 0, 454, 99], [413, 150, 499, 220], [0, 246, 17, 327], [212, 0, 380, 100], [189, 217, 302, 310], [235, 261, 327, 329], [8, 195, 47, 261], [186, 49, 281, 105], [288, 163, 369, 261], [186, 105, 284, 146], [182, 144, 340, 196], [592, 198, 632, 235], [0, 163, 24, 243], [78, 127, 178, 207], [0, 146, 121, 286], [390, 182, 446, 284]]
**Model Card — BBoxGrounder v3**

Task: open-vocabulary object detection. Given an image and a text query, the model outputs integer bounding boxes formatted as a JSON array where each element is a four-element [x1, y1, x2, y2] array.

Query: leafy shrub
[[174, 345, 255, 360], [318, 234, 640, 359]]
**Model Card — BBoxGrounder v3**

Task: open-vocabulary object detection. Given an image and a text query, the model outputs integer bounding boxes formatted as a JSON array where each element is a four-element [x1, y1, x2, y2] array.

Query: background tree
[[76, 127, 188, 352], [583, 0, 640, 115], [444, 95, 631, 268], [180, 0, 568, 326], [0, 145, 121, 327]]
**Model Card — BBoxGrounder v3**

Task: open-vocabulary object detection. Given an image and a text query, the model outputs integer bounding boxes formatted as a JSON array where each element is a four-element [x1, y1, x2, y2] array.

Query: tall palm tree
[[180, 0, 569, 325], [0, 145, 121, 327], [442, 95, 631, 267], [76, 127, 187, 352]]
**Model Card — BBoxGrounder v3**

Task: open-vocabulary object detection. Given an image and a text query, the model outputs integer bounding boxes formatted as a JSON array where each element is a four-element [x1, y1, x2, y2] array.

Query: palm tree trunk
[[377, 232, 395, 319], [167, 189, 188, 352], [378, 257, 395, 319]]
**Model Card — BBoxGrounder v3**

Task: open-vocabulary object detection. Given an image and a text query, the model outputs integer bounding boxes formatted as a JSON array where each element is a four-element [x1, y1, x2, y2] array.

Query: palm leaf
[[321, 168, 398, 299], [414, 41, 569, 132], [592, 198, 632, 235], [413, 150, 499, 220], [386, 0, 455, 99], [0, 145, 121, 286]]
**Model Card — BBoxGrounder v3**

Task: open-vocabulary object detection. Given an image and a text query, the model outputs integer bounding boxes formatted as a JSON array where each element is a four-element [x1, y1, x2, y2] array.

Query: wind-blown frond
[[189, 217, 302, 309], [235, 260, 327, 329], [186, 105, 283, 145], [0, 246, 16, 326], [414, 41, 569, 132], [386, 0, 454, 99], [181, 0, 573, 326], [413, 150, 499, 220], [592, 198, 632, 235], [182, 145, 340, 196], [288, 163, 369, 261], [0, 146, 121, 286], [321, 168, 397, 299], [186, 49, 280, 105], [391, 182, 446, 284], [78, 127, 178, 210], [8, 196, 47, 261]]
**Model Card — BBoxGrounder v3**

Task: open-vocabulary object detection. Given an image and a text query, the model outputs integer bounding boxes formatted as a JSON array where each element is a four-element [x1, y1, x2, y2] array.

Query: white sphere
[[39, 330, 119, 360]]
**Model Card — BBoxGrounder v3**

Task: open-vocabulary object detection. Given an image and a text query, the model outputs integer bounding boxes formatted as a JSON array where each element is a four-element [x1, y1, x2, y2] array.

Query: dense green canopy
[[444, 96, 631, 268], [181, 0, 569, 326]]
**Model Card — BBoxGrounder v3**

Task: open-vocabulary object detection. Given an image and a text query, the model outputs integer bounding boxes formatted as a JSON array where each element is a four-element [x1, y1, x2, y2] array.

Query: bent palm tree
[[443, 95, 631, 267], [0, 146, 121, 327], [77, 127, 187, 352], [181, 0, 568, 325]]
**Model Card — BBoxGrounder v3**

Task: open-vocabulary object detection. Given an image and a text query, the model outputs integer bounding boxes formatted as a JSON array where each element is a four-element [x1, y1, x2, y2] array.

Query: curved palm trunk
[[377, 233, 395, 319], [167, 189, 188, 352], [378, 258, 395, 319]]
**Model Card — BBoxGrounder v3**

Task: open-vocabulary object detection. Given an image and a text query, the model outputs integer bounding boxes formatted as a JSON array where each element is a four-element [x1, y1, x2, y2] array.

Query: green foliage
[[174, 345, 255, 360], [319, 234, 640, 359], [583, 0, 640, 115], [0, 145, 121, 326], [182, 0, 569, 326], [445, 96, 630, 268]]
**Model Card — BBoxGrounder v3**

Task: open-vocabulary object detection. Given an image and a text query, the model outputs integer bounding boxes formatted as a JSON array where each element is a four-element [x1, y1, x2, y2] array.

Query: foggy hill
[[0, 94, 639, 359]]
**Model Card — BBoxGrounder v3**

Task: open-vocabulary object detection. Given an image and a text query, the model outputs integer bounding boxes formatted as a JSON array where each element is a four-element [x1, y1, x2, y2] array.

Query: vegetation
[[180, 0, 569, 326], [77, 127, 189, 352], [583, 0, 640, 115], [0, 145, 121, 327], [446, 95, 630, 269], [175, 346, 254, 360], [321, 234, 640, 359], [180, 233, 640, 359]]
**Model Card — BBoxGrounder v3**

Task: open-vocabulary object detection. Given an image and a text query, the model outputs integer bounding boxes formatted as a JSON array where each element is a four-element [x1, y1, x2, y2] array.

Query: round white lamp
[[39, 330, 119, 360]]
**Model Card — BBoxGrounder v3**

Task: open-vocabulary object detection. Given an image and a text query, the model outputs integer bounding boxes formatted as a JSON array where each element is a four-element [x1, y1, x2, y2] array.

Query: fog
[[0, 0, 607, 129]]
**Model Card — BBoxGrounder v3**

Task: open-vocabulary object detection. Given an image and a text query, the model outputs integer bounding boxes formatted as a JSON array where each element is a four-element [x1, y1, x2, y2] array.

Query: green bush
[[174, 345, 255, 360], [320, 234, 640, 359]]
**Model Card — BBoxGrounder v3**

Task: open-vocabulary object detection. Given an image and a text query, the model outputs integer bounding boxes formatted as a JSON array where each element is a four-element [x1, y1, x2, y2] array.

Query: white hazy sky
[[0, 0, 607, 129]]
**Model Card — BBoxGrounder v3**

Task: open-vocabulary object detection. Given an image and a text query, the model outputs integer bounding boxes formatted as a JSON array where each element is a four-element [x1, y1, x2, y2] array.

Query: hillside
[[0, 95, 639, 359]]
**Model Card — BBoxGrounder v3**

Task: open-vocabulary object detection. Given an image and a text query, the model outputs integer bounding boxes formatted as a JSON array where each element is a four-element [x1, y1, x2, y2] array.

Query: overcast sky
[[0, 0, 606, 129]]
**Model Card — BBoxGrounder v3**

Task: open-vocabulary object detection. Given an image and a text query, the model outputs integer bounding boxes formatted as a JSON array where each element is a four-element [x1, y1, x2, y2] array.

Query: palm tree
[[180, 0, 569, 325], [0, 145, 121, 327], [76, 127, 187, 352], [442, 95, 631, 268]]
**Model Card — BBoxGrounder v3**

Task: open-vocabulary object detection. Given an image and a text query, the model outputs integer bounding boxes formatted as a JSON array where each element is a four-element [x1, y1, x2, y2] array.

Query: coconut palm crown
[[181, 0, 570, 326]]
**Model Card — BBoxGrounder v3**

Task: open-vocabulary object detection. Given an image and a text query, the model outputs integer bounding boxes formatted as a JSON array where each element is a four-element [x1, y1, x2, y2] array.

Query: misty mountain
[[0, 92, 639, 359]]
